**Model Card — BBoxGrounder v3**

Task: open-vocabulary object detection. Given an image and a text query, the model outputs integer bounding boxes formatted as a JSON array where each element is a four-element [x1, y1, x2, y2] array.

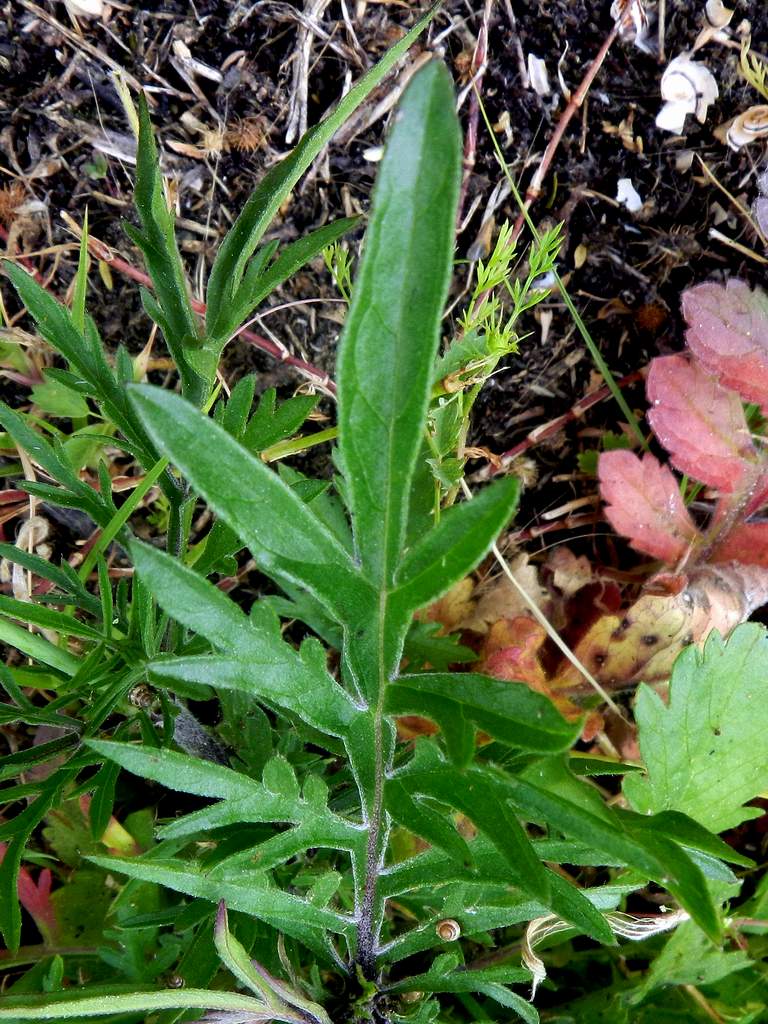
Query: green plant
[[0, 1, 443, 983], [0, 47, 763, 1024], [426, 222, 562, 505]]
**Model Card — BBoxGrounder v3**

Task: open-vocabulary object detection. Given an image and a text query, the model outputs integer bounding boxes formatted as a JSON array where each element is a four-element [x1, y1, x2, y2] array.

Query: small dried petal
[[64, 0, 103, 16], [616, 177, 643, 212], [657, 55, 718, 132], [705, 0, 734, 27], [526, 54, 551, 97]]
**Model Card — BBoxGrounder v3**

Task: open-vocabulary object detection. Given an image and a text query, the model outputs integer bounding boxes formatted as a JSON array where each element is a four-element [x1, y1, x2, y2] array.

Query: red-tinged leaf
[[598, 450, 700, 563], [683, 280, 768, 407], [0, 842, 57, 943], [746, 475, 768, 518], [479, 615, 591, 724], [712, 522, 768, 568], [646, 354, 758, 493]]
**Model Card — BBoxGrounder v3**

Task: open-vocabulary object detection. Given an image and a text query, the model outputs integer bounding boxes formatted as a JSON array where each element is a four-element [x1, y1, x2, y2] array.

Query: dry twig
[[285, 0, 333, 144], [510, 25, 620, 244]]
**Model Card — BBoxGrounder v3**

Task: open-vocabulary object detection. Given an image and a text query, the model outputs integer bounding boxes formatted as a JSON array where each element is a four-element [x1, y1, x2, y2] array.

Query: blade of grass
[[77, 456, 169, 584], [0, 618, 79, 676], [71, 210, 89, 334]]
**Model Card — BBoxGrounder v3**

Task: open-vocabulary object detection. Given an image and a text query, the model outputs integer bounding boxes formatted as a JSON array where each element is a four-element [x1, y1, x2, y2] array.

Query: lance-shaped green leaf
[[215, 902, 332, 1024], [128, 386, 368, 624], [0, 616, 80, 676], [0, 989, 272, 1021], [0, 735, 78, 783], [202, 218, 359, 363], [336, 60, 461, 587], [615, 808, 753, 868], [128, 93, 204, 397], [386, 779, 473, 867], [3, 263, 100, 378], [147, 653, 360, 741], [387, 957, 531, 996], [387, 955, 537, 1021], [378, 837, 617, 946], [214, 901, 287, 1007], [204, 3, 441, 345], [393, 476, 520, 611], [131, 539, 268, 656], [89, 741, 363, 863], [0, 402, 110, 526], [3, 263, 163, 473], [87, 740, 264, 801], [0, 543, 101, 617], [132, 541, 361, 734], [390, 759, 550, 903], [387, 673, 580, 757], [389, 957, 537, 1021], [0, 595, 105, 641], [380, 878, 629, 966], [504, 777, 722, 942], [130, 556, 375, 788]]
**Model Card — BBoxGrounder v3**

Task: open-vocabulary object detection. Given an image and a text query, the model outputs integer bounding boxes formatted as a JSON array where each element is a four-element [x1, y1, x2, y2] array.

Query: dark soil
[[3, 0, 767, 539]]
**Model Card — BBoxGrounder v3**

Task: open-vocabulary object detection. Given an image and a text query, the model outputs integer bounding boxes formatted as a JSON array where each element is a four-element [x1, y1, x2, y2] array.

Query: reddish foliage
[[0, 841, 58, 943], [683, 280, 768, 409], [598, 278, 768, 635], [598, 450, 699, 563], [711, 523, 768, 568], [646, 354, 757, 493]]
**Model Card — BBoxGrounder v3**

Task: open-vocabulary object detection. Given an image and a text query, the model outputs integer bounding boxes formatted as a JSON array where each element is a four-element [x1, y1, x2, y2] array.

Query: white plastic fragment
[[616, 177, 644, 212]]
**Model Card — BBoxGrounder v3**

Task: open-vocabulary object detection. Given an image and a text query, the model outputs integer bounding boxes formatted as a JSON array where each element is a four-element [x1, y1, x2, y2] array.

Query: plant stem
[[165, 486, 194, 652], [355, 595, 395, 981], [261, 427, 338, 463]]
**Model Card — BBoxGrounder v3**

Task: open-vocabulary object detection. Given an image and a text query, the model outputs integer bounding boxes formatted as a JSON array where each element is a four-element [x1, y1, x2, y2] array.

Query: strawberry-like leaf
[[598, 450, 700, 563], [647, 354, 758, 493], [683, 280, 768, 409]]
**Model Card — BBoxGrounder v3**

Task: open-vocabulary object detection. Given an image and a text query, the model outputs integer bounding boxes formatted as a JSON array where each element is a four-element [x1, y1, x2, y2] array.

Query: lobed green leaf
[[393, 476, 520, 611], [625, 624, 768, 832], [387, 673, 580, 755]]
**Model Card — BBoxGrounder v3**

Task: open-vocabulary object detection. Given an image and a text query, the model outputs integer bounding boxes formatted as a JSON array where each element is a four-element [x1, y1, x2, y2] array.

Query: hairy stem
[[165, 487, 193, 652], [355, 595, 395, 979]]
